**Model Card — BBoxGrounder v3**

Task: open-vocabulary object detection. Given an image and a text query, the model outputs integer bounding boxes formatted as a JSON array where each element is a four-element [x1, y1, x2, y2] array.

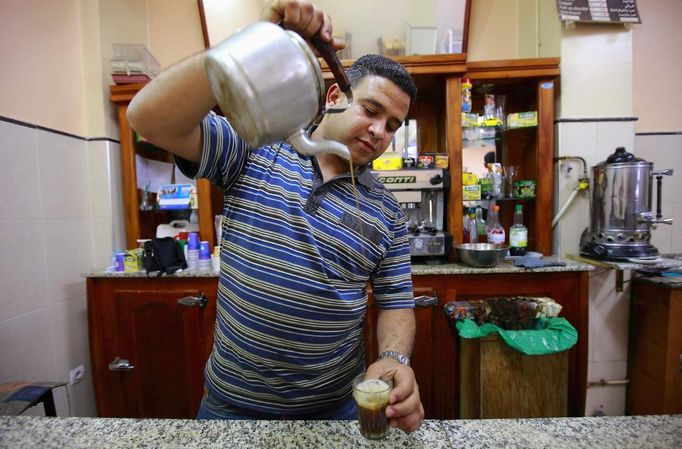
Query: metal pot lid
[[606, 147, 643, 164]]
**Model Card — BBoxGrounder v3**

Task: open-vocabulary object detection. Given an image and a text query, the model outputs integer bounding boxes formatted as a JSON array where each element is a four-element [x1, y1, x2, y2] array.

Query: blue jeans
[[197, 390, 357, 421]]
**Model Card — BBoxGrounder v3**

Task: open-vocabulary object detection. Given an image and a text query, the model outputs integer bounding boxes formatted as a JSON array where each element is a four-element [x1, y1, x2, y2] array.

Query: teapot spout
[[287, 129, 351, 160]]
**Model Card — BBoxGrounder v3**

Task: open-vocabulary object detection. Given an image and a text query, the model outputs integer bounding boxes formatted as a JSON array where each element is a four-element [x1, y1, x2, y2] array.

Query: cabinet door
[[364, 287, 438, 418], [88, 278, 216, 418]]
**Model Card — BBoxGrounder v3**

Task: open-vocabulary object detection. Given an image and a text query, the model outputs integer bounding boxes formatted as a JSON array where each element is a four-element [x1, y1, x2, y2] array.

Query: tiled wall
[[634, 133, 682, 252], [555, 122, 681, 416], [0, 118, 124, 416]]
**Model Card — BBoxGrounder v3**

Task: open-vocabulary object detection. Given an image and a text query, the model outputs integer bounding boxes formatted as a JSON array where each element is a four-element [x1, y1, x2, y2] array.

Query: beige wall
[[633, 0, 682, 132], [0, 0, 86, 135]]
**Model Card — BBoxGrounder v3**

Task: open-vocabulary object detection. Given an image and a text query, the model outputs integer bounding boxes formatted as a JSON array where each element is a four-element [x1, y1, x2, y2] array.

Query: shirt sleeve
[[370, 212, 415, 310], [174, 112, 250, 191]]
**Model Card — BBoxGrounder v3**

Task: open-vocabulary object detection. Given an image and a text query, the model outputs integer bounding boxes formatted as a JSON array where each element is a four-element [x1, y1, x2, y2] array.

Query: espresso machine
[[372, 168, 451, 259], [580, 147, 673, 261]]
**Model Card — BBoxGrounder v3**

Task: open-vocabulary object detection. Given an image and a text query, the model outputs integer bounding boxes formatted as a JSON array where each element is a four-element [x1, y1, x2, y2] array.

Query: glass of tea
[[352, 373, 392, 439]]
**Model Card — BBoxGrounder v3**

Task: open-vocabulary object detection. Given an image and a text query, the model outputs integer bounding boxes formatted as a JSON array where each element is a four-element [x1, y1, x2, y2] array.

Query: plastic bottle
[[509, 204, 528, 256], [462, 213, 471, 243], [468, 208, 478, 243], [475, 206, 487, 243], [486, 205, 505, 245], [461, 78, 472, 112]]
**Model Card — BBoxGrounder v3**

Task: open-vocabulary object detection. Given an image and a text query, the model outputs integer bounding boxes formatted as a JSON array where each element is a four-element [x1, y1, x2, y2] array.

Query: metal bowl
[[456, 243, 509, 268]]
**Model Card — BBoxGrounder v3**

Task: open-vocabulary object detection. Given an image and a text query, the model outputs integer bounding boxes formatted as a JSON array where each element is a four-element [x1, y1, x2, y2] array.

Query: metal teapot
[[203, 21, 352, 159], [580, 147, 673, 260]]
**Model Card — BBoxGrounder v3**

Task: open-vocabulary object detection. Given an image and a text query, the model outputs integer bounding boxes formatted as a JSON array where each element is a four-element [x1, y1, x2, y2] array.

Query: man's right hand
[[260, 1, 346, 51]]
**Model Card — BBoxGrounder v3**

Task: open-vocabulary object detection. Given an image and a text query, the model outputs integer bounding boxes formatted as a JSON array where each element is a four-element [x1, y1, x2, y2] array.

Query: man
[[127, 0, 423, 432]]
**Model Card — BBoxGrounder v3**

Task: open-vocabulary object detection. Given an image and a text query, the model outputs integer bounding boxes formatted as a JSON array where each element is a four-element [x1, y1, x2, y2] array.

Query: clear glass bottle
[[486, 204, 505, 245], [475, 206, 487, 243], [509, 204, 528, 256], [468, 208, 478, 243]]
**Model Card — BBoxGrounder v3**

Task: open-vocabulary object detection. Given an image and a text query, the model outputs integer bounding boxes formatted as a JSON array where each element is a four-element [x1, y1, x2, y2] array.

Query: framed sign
[[557, 0, 641, 24]]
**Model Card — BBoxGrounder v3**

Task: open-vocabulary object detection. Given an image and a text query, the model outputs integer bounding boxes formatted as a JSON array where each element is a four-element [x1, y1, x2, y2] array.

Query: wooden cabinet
[[322, 56, 559, 258], [87, 276, 217, 418], [627, 279, 682, 415], [459, 60, 558, 254], [365, 270, 588, 419], [110, 85, 222, 250]]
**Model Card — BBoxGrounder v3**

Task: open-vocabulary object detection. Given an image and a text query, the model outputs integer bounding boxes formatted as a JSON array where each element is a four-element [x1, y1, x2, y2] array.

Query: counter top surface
[[1, 415, 680, 448], [85, 257, 593, 278]]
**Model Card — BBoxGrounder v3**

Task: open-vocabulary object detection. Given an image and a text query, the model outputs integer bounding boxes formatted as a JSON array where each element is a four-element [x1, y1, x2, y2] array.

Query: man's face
[[321, 75, 411, 167]]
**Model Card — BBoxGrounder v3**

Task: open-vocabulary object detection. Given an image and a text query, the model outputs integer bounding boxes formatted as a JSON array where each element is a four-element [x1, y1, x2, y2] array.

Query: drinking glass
[[353, 373, 392, 440], [505, 166, 518, 198]]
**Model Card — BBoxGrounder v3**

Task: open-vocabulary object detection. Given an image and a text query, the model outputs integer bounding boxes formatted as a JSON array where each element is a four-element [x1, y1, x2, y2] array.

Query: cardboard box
[[463, 185, 481, 200], [507, 111, 538, 128], [372, 152, 403, 170], [462, 172, 478, 186]]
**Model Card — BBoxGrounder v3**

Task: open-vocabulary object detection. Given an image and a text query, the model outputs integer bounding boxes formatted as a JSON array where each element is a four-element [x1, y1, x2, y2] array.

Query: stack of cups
[[198, 241, 212, 271], [187, 233, 199, 270]]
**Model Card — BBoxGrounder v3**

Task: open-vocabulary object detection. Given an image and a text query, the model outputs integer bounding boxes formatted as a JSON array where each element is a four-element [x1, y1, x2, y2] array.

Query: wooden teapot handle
[[310, 34, 352, 97]]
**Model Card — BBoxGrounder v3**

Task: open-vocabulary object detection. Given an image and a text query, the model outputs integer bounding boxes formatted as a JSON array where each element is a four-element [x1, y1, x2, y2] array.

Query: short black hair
[[347, 54, 417, 106]]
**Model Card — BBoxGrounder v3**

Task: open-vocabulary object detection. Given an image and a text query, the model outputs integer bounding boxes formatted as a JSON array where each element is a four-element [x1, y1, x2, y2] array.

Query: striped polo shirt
[[175, 113, 414, 415]]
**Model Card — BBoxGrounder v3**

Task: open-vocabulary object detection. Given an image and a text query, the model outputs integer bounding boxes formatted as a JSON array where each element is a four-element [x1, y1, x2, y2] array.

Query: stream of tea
[[349, 158, 367, 258]]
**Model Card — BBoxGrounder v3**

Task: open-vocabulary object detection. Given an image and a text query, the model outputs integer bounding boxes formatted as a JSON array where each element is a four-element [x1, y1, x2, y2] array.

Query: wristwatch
[[378, 350, 411, 366]]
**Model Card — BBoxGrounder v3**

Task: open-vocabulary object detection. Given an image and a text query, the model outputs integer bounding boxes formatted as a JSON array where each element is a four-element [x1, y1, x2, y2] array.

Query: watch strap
[[378, 350, 411, 366]]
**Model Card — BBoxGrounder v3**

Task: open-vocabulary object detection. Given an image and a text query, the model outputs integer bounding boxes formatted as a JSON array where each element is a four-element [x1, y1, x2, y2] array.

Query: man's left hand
[[366, 358, 424, 432]]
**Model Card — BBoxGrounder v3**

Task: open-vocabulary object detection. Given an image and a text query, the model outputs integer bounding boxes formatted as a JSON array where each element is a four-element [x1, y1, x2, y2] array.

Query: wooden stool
[[0, 381, 65, 416]]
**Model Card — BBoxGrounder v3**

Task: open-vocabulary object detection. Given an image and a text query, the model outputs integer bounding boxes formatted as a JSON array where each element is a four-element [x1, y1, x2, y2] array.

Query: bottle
[[462, 212, 470, 243], [486, 205, 505, 245], [461, 78, 472, 112], [468, 208, 478, 243], [475, 206, 487, 243], [509, 204, 528, 256]]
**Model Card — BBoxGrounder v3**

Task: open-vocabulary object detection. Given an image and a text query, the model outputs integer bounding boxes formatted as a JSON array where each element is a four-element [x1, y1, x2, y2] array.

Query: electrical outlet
[[69, 365, 85, 386]]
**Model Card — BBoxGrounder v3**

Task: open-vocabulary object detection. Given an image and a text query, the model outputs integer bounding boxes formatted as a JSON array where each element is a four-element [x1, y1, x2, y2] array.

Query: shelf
[[463, 196, 535, 202]]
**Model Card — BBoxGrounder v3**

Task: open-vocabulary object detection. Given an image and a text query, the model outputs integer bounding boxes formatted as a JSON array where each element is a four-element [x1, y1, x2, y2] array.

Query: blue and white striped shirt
[[176, 113, 414, 415]]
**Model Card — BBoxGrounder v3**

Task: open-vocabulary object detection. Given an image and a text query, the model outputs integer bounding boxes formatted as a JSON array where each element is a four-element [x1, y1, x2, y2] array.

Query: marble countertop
[[1, 415, 680, 448], [84, 257, 593, 278]]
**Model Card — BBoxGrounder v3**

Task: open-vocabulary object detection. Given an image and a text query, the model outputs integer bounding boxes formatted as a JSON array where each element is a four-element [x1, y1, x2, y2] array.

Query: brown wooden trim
[[110, 84, 146, 104], [197, 179, 215, 247], [465, 58, 560, 79], [576, 270, 589, 416], [116, 104, 140, 249], [536, 79, 555, 255], [320, 54, 467, 80], [461, 0, 472, 54], [197, 0, 211, 49], [445, 77, 463, 260]]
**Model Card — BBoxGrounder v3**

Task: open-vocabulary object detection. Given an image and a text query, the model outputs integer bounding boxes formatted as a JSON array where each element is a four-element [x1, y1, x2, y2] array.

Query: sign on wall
[[556, 0, 641, 24]]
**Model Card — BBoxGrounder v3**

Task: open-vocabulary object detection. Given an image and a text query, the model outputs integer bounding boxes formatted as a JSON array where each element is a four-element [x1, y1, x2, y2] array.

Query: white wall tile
[[48, 295, 97, 416], [0, 121, 43, 219], [585, 359, 628, 416], [0, 309, 57, 382], [588, 271, 631, 363], [86, 140, 113, 218], [0, 219, 49, 321], [595, 121, 636, 159], [36, 130, 90, 219], [90, 216, 114, 270], [43, 217, 94, 303], [585, 383, 627, 416]]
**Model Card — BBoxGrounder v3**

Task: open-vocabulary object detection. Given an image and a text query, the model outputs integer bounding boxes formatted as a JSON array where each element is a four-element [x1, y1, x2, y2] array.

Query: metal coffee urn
[[581, 147, 673, 261]]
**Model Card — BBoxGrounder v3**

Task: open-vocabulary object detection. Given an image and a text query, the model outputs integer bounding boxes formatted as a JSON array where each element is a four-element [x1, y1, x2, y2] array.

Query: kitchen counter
[[84, 257, 593, 278], [1, 415, 680, 448], [411, 256, 594, 275]]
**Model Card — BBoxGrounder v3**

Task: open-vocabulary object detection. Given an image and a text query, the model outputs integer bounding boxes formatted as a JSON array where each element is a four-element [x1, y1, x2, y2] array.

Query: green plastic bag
[[455, 317, 578, 355]]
